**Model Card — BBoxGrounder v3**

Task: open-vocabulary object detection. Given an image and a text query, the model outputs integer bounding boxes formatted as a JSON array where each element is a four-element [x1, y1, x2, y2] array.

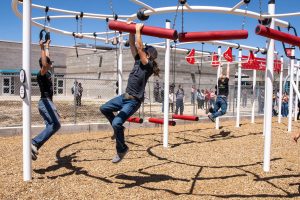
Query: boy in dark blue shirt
[[100, 23, 159, 163]]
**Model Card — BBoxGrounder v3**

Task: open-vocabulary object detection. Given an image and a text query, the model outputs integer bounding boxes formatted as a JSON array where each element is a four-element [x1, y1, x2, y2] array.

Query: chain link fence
[[0, 74, 275, 128]]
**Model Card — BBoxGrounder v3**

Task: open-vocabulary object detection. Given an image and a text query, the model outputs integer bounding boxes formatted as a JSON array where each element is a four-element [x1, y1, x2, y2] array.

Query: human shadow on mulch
[[210, 130, 231, 138], [33, 139, 113, 183], [115, 171, 190, 189]]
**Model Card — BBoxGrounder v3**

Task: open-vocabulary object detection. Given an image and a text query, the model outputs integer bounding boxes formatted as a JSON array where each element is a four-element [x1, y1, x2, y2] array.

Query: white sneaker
[[112, 147, 129, 163]]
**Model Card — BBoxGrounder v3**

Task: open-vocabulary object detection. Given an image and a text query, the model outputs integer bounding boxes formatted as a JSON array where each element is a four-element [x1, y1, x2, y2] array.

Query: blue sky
[[2, 0, 300, 57]]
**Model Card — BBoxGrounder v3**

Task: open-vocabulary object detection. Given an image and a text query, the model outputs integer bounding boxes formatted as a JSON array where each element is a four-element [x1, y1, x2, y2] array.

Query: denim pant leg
[[112, 98, 141, 153], [212, 97, 227, 119], [100, 95, 123, 125], [32, 98, 61, 149], [211, 97, 221, 117]]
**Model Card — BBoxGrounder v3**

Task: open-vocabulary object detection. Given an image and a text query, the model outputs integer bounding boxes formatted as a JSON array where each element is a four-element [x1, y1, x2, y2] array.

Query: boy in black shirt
[[100, 23, 159, 163], [31, 39, 61, 160], [208, 64, 230, 122]]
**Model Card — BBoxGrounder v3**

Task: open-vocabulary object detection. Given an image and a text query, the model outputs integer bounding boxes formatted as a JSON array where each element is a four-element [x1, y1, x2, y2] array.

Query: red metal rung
[[178, 30, 248, 42], [255, 25, 300, 47], [127, 117, 143, 124], [109, 20, 178, 40], [148, 118, 176, 126], [172, 114, 199, 121]]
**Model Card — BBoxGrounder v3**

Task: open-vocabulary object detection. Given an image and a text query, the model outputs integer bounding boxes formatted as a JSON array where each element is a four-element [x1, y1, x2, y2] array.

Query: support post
[[23, 0, 32, 181], [251, 53, 257, 123], [163, 20, 171, 148], [118, 33, 123, 95], [236, 49, 242, 128], [278, 56, 283, 123], [215, 46, 222, 129], [294, 61, 299, 121], [263, 0, 275, 172], [288, 48, 295, 132]]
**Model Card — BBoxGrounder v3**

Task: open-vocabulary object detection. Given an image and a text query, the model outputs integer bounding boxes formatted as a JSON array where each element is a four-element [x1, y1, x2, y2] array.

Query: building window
[[2, 76, 14, 95], [54, 74, 64, 95]]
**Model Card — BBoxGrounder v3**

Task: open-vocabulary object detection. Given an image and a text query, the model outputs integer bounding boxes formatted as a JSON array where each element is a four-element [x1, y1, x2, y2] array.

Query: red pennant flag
[[211, 52, 219, 67], [223, 47, 233, 62], [247, 51, 256, 65], [242, 51, 260, 70], [285, 48, 293, 57], [186, 48, 195, 65]]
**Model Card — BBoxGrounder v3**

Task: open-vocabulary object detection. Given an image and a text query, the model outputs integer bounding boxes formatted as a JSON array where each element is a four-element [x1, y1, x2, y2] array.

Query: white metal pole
[[163, 20, 171, 148], [294, 61, 299, 121], [291, 81, 300, 100], [118, 33, 123, 95], [236, 49, 242, 128], [215, 46, 222, 129], [251, 69, 257, 123], [278, 56, 283, 123], [263, 0, 275, 172], [288, 48, 295, 132], [23, 0, 32, 181]]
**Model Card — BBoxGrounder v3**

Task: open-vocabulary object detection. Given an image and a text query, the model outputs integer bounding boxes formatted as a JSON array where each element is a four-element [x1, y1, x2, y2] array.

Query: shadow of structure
[[33, 131, 300, 198]]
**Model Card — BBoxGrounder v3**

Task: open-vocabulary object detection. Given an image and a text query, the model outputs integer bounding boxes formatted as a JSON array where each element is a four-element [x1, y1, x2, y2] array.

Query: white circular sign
[[20, 85, 25, 99], [20, 69, 25, 83]]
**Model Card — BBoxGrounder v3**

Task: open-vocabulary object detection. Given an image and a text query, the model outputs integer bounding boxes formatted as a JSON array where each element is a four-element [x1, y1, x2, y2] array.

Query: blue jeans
[[282, 102, 288, 117], [211, 96, 228, 119], [175, 99, 184, 115], [100, 94, 141, 153], [32, 98, 61, 149]]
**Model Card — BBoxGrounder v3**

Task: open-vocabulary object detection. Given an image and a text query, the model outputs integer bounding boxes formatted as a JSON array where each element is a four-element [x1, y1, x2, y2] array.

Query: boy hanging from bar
[[100, 23, 160, 163], [208, 64, 230, 122], [31, 38, 61, 160]]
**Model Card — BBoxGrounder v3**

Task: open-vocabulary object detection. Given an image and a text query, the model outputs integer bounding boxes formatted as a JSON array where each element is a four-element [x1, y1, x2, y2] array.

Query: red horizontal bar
[[172, 114, 199, 121], [148, 118, 176, 126], [178, 30, 248, 42], [108, 20, 178, 40], [127, 117, 143, 124], [255, 25, 300, 47]]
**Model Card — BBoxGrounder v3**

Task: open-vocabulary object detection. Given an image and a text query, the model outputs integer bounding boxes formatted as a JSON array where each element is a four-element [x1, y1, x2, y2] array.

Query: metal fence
[[0, 74, 270, 127]]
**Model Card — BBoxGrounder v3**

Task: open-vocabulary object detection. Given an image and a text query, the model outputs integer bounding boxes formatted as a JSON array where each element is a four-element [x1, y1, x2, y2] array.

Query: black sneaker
[[31, 144, 38, 161], [208, 115, 215, 123], [112, 147, 129, 163]]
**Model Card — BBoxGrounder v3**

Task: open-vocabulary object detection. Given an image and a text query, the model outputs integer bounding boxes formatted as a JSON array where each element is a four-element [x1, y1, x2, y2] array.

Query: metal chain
[[259, 0, 262, 17], [109, 0, 115, 17], [76, 15, 79, 34], [172, 1, 180, 30], [80, 17, 83, 34], [44, 11, 47, 29], [242, 4, 248, 30], [181, 4, 184, 33]]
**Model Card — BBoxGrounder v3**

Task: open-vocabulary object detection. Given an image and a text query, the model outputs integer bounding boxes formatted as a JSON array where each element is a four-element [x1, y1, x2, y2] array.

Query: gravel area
[[0, 118, 299, 199]]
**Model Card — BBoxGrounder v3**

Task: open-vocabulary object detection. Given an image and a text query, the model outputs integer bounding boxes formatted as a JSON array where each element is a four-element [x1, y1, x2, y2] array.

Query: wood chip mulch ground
[[0, 118, 299, 199]]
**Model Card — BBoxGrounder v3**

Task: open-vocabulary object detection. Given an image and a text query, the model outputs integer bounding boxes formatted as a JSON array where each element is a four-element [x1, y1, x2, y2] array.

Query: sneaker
[[208, 107, 214, 113], [208, 115, 215, 123], [111, 133, 116, 140], [112, 147, 129, 163], [31, 144, 38, 161]]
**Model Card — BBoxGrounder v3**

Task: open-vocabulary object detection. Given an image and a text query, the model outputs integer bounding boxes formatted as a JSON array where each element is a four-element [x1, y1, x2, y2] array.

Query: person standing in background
[[175, 84, 184, 115]]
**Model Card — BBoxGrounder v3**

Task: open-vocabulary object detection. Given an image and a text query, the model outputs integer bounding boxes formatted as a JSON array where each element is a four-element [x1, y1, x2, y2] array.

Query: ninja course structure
[[12, 0, 300, 181]]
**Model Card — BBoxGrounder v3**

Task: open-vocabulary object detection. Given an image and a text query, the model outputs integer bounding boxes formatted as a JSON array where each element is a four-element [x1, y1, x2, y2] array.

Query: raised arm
[[40, 40, 51, 75], [135, 23, 148, 65], [128, 33, 137, 58], [226, 63, 230, 78]]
